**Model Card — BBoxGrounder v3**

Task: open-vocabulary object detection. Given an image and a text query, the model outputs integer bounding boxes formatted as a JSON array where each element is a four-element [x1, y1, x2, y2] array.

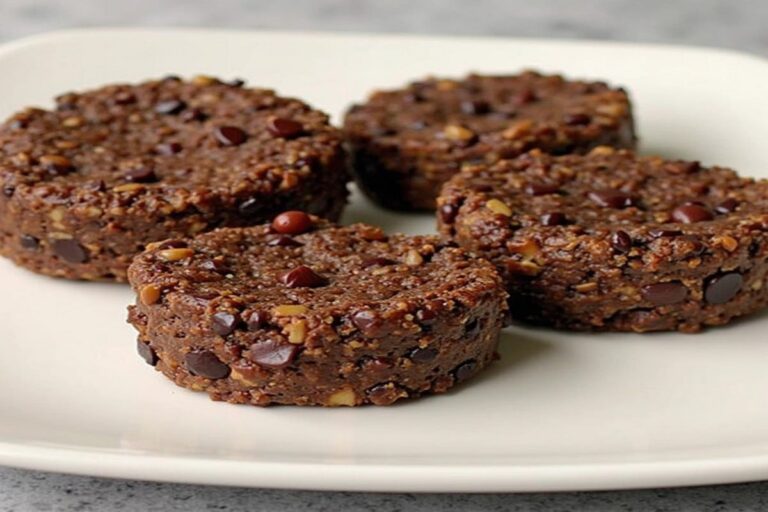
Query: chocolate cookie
[[344, 71, 635, 211], [0, 76, 348, 281], [127, 212, 508, 406], [438, 147, 768, 332]]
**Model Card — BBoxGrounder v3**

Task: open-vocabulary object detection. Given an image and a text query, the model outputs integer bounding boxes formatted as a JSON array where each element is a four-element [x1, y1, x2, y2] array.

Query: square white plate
[[1, 28, 768, 493]]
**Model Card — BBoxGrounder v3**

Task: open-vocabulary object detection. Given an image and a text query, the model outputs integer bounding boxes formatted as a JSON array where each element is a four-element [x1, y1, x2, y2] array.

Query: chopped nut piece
[[62, 116, 84, 128], [54, 139, 80, 150], [191, 75, 217, 86], [327, 388, 356, 407], [405, 249, 424, 266], [140, 284, 162, 305], [286, 319, 307, 344], [157, 248, 194, 261], [113, 183, 145, 193], [507, 239, 539, 259], [713, 235, 739, 252], [443, 124, 476, 142], [588, 145, 615, 156], [272, 304, 308, 317], [486, 199, 512, 216], [49, 207, 66, 223], [501, 120, 533, 140], [574, 282, 598, 293]]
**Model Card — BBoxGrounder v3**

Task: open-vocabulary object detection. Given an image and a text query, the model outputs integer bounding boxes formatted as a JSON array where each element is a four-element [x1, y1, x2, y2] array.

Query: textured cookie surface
[[0, 76, 348, 281], [438, 148, 768, 332], [344, 71, 635, 210], [127, 213, 508, 406]]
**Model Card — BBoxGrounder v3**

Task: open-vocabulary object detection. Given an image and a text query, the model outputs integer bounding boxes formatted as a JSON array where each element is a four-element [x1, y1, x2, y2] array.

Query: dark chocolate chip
[[200, 259, 230, 274], [42, 158, 75, 176], [367, 382, 407, 406], [672, 203, 714, 223], [409, 346, 438, 363], [514, 89, 537, 105], [266, 117, 304, 138], [460, 99, 490, 115], [642, 282, 688, 306], [137, 341, 158, 366], [123, 167, 157, 183], [184, 350, 230, 379], [540, 212, 567, 226], [272, 211, 312, 235], [649, 229, 682, 238], [180, 108, 208, 122], [229, 78, 246, 87], [52, 239, 88, 263], [715, 198, 739, 214], [415, 307, 438, 325], [352, 310, 391, 337], [465, 318, 481, 336], [249, 339, 299, 369], [246, 311, 268, 331], [704, 272, 743, 305], [268, 235, 302, 247], [611, 230, 632, 253], [214, 126, 248, 146], [154, 99, 186, 115], [155, 142, 182, 155], [211, 312, 239, 336], [525, 183, 560, 196], [564, 113, 591, 125], [665, 160, 700, 174], [454, 360, 477, 382], [83, 180, 106, 193], [2, 185, 14, 198], [113, 92, 136, 105], [588, 190, 637, 209], [361, 257, 395, 268], [281, 266, 326, 288], [439, 203, 459, 224], [238, 197, 261, 216], [20, 234, 39, 250], [162, 75, 181, 82]]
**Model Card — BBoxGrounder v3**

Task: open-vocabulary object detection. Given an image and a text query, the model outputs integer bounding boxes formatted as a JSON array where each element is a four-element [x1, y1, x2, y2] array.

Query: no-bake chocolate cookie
[[344, 71, 635, 211], [438, 148, 768, 332], [127, 212, 508, 406], [0, 76, 348, 281]]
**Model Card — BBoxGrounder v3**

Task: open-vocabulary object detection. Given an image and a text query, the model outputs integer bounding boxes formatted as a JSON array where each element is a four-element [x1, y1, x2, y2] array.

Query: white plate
[[1, 28, 768, 493]]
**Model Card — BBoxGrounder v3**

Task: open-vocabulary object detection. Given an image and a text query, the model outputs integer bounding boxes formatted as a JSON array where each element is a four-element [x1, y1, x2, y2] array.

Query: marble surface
[[1, 1, 767, 510]]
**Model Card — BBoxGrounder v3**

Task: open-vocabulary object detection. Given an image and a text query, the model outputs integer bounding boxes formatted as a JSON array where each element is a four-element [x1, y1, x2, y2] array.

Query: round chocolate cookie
[[343, 71, 636, 211], [438, 147, 768, 332], [127, 212, 508, 406], [0, 76, 348, 281]]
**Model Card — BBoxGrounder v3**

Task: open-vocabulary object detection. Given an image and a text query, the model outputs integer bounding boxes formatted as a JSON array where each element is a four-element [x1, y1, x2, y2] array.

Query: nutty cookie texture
[[343, 71, 636, 211], [0, 76, 348, 281], [127, 212, 508, 406], [438, 148, 768, 332]]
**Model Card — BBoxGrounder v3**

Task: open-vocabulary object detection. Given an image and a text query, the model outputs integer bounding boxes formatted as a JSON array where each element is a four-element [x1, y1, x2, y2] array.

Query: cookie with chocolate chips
[[343, 71, 636, 211], [438, 147, 768, 332], [0, 76, 348, 281], [127, 212, 507, 406]]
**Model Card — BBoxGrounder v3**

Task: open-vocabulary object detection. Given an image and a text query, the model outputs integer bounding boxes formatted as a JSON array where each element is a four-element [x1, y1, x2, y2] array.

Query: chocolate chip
[[162, 75, 181, 82], [465, 318, 481, 336], [154, 99, 186, 115], [352, 310, 391, 337], [41, 155, 75, 176], [715, 198, 739, 214], [461, 99, 490, 115], [525, 183, 560, 196], [454, 360, 477, 382], [20, 234, 39, 250], [238, 198, 261, 216], [361, 257, 395, 268], [246, 311, 268, 331], [439, 203, 459, 224], [642, 282, 688, 306], [229, 78, 246, 87], [268, 235, 302, 247], [123, 167, 157, 183], [214, 126, 248, 146], [180, 108, 208, 122], [540, 212, 567, 226], [272, 211, 312, 235], [155, 142, 182, 155], [137, 341, 158, 366], [266, 117, 304, 138], [211, 312, 239, 336], [200, 259, 230, 274], [672, 203, 714, 223], [249, 339, 299, 369], [83, 180, 105, 193], [281, 265, 326, 288], [52, 239, 88, 263], [564, 113, 591, 125], [704, 272, 743, 305], [184, 350, 230, 379], [588, 190, 637, 209], [611, 230, 632, 253], [2, 185, 14, 197], [409, 346, 438, 363], [367, 382, 407, 406], [416, 307, 438, 325], [514, 89, 537, 105], [114, 91, 136, 105], [665, 160, 700, 174], [649, 229, 682, 238]]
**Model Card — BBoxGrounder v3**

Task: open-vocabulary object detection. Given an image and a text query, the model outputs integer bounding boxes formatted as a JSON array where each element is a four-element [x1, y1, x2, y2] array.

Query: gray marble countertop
[[1, 1, 767, 510]]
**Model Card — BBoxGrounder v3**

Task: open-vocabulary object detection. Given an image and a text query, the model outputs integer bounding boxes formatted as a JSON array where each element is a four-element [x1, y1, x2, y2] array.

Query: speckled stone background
[[1, 1, 767, 510]]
